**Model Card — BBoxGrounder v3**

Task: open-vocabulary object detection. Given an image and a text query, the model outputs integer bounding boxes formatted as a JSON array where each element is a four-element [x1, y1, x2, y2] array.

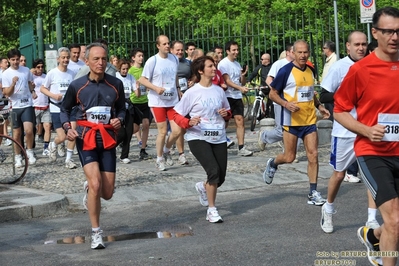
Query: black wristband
[[63, 122, 72, 133]]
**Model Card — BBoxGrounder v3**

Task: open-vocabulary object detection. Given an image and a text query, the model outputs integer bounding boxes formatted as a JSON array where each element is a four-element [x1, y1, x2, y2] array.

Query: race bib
[[160, 87, 174, 100], [20, 97, 29, 104], [86, 106, 111, 124], [59, 80, 70, 96], [297, 86, 314, 103], [124, 86, 132, 99], [379, 113, 399, 141], [200, 119, 223, 142], [139, 84, 147, 96], [179, 78, 188, 92]]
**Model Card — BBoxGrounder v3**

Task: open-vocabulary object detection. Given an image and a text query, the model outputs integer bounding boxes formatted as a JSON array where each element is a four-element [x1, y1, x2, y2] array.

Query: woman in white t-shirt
[[173, 56, 231, 223], [115, 59, 140, 164]]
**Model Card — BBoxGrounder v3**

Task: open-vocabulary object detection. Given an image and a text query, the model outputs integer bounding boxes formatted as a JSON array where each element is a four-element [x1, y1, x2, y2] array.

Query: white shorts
[[329, 136, 356, 172]]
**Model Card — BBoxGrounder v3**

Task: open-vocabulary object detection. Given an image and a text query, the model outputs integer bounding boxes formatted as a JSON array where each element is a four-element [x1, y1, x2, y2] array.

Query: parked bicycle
[[247, 85, 270, 131], [0, 108, 28, 184]]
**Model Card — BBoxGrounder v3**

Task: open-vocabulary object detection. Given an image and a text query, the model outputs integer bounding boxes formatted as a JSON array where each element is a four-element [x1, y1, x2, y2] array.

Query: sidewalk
[[0, 123, 333, 223]]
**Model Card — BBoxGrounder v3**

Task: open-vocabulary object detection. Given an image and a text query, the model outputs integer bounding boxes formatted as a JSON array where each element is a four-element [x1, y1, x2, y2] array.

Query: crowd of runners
[[0, 6, 398, 265]]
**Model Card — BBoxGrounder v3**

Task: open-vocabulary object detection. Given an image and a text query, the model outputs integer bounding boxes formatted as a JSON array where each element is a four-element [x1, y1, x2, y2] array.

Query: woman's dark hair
[[117, 58, 130, 72], [191, 56, 215, 81], [32, 58, 45, 68]]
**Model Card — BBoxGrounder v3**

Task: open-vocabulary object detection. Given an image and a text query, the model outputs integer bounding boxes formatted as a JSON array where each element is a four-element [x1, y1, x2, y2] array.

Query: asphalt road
[[0, 178, 376, 266]]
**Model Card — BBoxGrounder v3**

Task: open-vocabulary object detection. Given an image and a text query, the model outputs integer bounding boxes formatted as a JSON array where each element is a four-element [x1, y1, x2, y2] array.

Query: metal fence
[[32, 3, 368, 76]]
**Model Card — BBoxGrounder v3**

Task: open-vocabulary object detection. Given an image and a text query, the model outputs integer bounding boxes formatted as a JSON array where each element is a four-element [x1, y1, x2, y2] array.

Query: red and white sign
[[360, 0, 376, 23]]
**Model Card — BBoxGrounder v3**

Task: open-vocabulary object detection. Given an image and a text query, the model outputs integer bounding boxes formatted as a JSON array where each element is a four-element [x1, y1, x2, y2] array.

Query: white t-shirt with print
[[218, 57, 243, 99], [33, 74, 48, 107], [142, 53, 179, 107], [116, 72, 136, 108], [321, 56, 356, 138], [1, 66, 34, 109], [174, 83, 230, 144], [68, 60, 85, 78], [42, 68, 75, 113]]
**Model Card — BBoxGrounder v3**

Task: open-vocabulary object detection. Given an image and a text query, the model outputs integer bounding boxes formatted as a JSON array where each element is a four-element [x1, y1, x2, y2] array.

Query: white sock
[[92, 227, 100, 232], [324, 202, 335, 213], [208, 207, 217, 212], [157, 156, 163, 162], [368, 208, 377, 221], [163, 146, 170, 153], [66, 149, 73, 161]]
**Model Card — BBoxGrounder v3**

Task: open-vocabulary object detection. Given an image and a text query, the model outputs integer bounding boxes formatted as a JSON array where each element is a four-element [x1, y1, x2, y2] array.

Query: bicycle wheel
[[0, 135, 28, 184], [250, 101, 260, 131], [242, 94, 251, 119]]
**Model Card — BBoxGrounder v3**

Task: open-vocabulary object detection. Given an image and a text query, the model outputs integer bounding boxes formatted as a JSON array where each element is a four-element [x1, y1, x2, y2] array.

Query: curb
[[0, 185, 69, 223]]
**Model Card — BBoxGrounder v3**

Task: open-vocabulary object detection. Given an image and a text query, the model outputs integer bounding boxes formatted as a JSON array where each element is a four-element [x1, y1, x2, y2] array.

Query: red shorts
[[150, 107, 175, 123]]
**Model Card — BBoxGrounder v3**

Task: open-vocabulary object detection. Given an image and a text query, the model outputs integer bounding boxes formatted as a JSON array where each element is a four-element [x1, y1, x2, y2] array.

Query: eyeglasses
[[36, 66, 44, 69], [374, 27, 399, 36]]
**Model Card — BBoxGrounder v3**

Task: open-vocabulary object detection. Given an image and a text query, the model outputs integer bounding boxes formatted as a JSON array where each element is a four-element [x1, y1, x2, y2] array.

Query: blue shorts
[[51, 112, 62, 129], [12, 106, 35, 129], [75, 137, 116, 172], [284, 124, 317, 139]]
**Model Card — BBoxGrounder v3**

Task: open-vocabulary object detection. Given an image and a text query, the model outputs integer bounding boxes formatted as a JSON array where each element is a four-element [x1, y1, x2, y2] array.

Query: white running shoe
[[178, 153, 188, 165], [65, 159, 77, 169], [257, 130, 266, 151], [307, 190, 326, 206], [365, 219, 380, 229], [15, 154, 23, 168], [237, 146, 253, 156], [206, 208, 223, 223], [57, 143, 66, 157], [263, 158, 277, 184], [195, 182, 208, 207], [83, 181, 88, 210], [4, 138, 12, 146], [343, 173, 361, 183], [163, 151, 174, 166], [320, 204, 334, 233], [120, 158, 131, 164], [357, 226, 382, 265], [42, 149, 50, 156], [226, 139, 235, 149], [91, 230, 105, 249], [48, 142, 57, 161], [156, 160, 166, 171], [26, 149, 36, 165]]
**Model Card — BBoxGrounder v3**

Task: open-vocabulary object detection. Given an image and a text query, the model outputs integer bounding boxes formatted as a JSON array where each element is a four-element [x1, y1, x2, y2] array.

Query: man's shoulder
[[105, 73, 123, 86]]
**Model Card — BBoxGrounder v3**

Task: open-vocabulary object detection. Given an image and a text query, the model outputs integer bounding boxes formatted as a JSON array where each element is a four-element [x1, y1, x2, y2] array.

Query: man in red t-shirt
[[334, 7, 399, 266]]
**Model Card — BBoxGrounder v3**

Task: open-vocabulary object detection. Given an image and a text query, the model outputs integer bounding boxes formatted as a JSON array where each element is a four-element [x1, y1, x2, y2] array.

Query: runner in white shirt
[[32, 59, 52, 156], [319, 31, 380, 234], [173, 56, 231, 223], [40, 47, 77, 169], [2, 49, 37, 166], [67, 43, 85, 77], [115, 59, 140, 164], [138, 34, 182, 171], [218, 40, 252, 156], [258, 44, 294, 151]]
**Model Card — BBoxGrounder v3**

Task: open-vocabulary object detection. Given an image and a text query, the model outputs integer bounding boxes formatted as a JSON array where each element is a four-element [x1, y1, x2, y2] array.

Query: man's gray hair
[[85, 43, 108, 59], [57, 47, 70, 59]]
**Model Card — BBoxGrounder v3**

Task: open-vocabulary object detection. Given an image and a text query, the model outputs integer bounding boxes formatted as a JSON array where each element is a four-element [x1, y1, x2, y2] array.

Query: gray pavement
[[0, 123, 382, 265]]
